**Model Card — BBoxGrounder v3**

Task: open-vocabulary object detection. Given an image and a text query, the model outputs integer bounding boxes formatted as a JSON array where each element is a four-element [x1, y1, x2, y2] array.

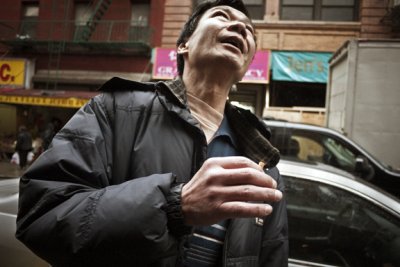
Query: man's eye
[[214, 11, 229, 19]]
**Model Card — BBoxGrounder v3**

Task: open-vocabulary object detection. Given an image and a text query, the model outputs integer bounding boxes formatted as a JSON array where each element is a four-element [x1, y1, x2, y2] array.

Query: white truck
[[326, 39, 400, 170]]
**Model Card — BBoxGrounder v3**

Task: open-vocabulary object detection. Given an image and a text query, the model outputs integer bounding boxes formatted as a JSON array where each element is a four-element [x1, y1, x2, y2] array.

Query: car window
[[284, 175, 400, 267], [322, 137, 357, 171], [269, 127, 327, 163], [293, 136, 324, 162], [269, 126, 359, 173]]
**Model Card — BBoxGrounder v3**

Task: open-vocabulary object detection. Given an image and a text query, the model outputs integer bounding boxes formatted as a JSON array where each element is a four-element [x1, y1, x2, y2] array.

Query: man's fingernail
[[265, 205, 273, 215], [274, 190, 282, 200], [272, 180, 277, 189]]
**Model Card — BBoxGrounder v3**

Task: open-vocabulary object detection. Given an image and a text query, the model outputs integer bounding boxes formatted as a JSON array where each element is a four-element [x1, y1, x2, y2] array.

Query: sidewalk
[[0, 161, 25, 178]]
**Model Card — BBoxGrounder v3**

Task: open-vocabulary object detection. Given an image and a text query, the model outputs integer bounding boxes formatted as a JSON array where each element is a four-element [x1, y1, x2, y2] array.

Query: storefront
[[151, 47, 271, 116], [0, 87, 98, 159], [267, 51, 332, 125], [0, 87, 97, 133], [0, 58, 99, 159]]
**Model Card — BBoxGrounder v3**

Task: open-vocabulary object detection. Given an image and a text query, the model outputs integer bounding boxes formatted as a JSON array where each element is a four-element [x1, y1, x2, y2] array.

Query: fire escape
[[0, 0, 152, 89], [74, 0, 113, 42]]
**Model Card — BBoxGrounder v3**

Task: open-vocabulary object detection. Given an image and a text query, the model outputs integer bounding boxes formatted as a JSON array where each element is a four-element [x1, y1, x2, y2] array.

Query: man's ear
[[177, 42, 189, 55]]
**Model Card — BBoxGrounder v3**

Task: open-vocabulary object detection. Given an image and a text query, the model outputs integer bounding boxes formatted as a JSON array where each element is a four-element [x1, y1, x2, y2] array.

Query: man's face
[[180, 5, 257, 81]]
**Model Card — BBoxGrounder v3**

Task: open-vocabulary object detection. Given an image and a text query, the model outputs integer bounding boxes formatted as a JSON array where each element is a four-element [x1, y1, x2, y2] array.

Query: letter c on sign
[[0, 64, 11, 82]]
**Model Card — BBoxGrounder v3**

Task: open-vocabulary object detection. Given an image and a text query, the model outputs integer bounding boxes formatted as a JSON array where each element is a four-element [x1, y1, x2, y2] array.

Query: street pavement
[[0, 160, 25, 178]]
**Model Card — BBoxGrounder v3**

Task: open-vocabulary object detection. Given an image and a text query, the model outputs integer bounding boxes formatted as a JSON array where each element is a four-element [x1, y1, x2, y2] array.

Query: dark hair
[[19, 125, 27, 132], [176, 0, 251, 76]]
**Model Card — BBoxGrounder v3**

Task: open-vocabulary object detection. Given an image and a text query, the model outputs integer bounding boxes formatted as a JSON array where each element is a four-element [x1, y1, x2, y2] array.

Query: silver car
[[0, 178, 48, 267]]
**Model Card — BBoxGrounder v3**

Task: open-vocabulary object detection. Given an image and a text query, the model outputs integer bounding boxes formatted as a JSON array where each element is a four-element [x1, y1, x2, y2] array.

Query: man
[[16, 0, 288, 266], [15, 125, 32, 169]]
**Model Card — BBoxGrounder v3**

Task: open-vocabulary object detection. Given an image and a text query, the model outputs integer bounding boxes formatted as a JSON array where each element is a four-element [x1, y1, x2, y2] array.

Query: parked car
[[265, 119, 400, 198], [1, 161, 399, 267], [278, 160, 400, 267], [0, 178, 48, 267]]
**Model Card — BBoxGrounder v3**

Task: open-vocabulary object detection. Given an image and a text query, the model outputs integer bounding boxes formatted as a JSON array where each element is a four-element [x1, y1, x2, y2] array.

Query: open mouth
[[221, 36, 244, 54]]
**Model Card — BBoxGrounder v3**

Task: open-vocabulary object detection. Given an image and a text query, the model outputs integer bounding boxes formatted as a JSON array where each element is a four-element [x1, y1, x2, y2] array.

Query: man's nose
[[228, 21, 247, 38]]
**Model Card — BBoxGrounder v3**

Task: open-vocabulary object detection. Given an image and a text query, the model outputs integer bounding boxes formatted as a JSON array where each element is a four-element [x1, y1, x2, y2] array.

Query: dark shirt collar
[[207, 115, 240, 158], [212, 115, 239, 150]]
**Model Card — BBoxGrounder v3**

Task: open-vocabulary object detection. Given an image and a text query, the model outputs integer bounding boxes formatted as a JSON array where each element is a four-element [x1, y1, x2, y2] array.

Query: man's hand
[[181, 156, 283, 225]]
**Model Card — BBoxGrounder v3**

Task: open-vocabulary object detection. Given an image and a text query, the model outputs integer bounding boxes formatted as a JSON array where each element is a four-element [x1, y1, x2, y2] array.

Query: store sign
[[152, 48, 270, 83], [272, 52, 332, 83], [0, 59, 26, 87], [0, 95, 89, 108], [243, 50, 270, 83], [152, 48, 178, 80]]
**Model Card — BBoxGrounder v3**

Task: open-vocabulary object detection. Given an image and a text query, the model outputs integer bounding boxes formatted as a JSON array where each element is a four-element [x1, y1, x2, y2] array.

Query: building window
[[74, 3, 93, 40], [75, 3, 93, 26], [269, 81, 326, 108], [280, 0, 359, 22], [131, 3, 149, 27], [194, 0, 265, 20], [20, 3, 39, 39], [130, 3, 150, 42], [243, 0, 265, 20]]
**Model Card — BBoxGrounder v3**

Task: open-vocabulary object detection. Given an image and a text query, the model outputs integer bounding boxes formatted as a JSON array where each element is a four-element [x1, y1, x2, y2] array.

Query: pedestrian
[[16, 0, 288, 266], [15, 125, 32, 170]]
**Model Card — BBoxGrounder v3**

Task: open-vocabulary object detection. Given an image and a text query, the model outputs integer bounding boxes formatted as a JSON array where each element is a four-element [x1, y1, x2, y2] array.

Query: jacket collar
[[225, 103, 280, 168], [160, 78, 188, 107]]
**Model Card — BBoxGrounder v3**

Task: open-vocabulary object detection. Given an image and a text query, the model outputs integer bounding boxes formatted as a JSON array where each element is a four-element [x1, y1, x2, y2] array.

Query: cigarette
[[258, 161, 266, 169]]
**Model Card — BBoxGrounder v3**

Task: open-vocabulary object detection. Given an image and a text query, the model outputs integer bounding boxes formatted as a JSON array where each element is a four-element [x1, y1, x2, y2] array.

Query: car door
[[284, 175, 400, 267]]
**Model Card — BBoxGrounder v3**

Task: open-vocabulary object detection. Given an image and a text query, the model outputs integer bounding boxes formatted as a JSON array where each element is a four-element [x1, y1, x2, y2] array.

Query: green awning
[[272, 51, 332, 83]]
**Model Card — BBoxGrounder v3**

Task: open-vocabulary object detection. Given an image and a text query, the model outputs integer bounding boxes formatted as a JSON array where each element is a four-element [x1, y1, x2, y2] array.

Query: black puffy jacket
[[16, 77, 288, 266]]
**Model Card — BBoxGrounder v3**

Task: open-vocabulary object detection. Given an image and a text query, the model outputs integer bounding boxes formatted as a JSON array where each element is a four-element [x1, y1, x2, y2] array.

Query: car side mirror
[[355, 156, 374, 181], [355, 156, 368, 172]]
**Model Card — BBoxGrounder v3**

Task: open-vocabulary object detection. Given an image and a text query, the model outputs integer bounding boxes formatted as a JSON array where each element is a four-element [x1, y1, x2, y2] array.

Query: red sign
[[152, 48, 270, 84], [152, 48, 178, 80]]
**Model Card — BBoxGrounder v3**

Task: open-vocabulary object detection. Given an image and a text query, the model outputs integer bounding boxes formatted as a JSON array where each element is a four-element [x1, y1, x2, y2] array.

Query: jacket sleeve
[[16, 95, 183, 266], [259, 167, 289, 267]]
